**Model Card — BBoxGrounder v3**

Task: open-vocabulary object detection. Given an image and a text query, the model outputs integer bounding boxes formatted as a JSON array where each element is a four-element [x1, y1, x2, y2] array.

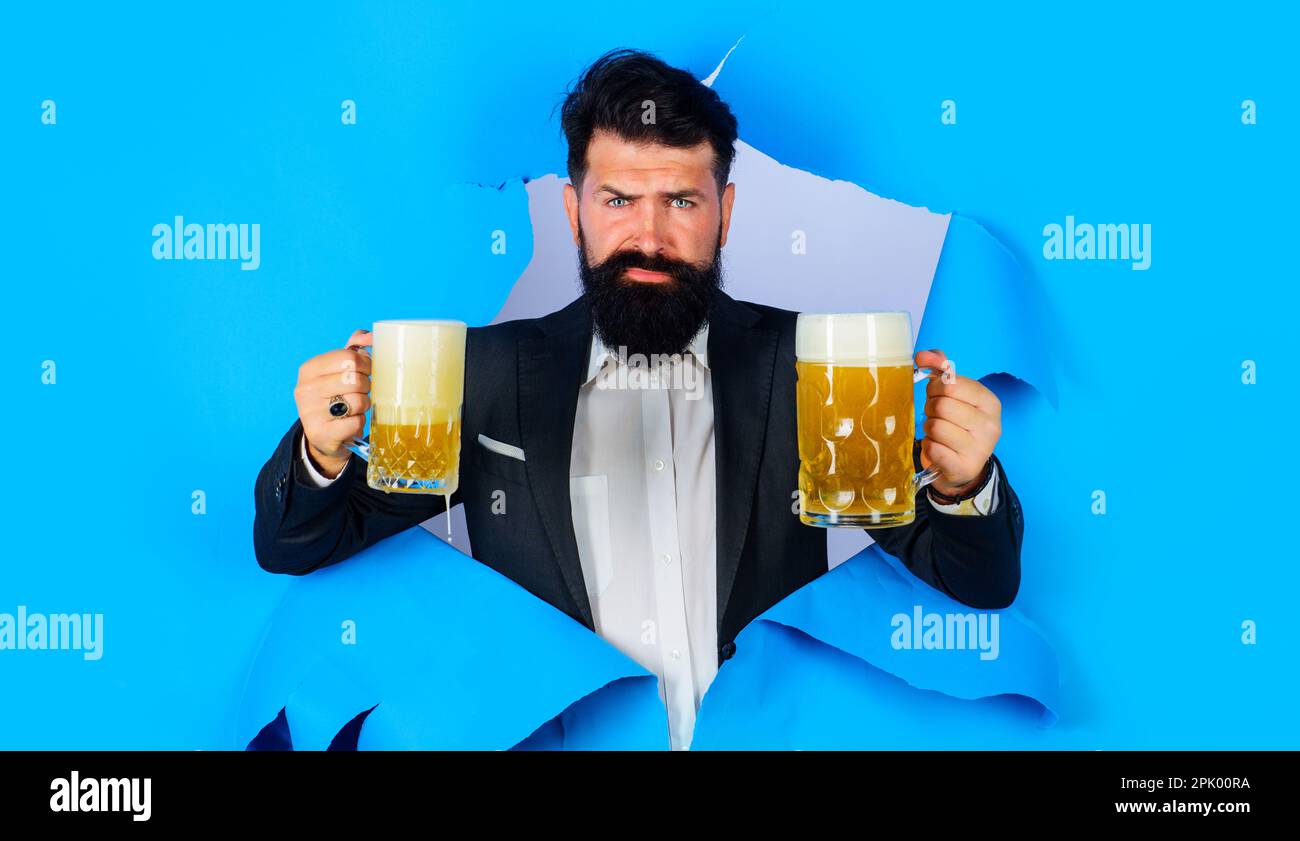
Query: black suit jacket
[[253, 291, 1024, 668]]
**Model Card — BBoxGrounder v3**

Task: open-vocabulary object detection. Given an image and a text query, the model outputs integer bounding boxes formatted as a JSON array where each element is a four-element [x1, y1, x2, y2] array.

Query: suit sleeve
[[868, 440, 1024, 609], [252, 418, 462, 575]]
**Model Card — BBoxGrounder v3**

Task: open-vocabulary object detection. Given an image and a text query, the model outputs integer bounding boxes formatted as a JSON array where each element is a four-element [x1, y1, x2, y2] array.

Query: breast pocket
[[570, 474, 614, 600], [473, 435, 530, 487]]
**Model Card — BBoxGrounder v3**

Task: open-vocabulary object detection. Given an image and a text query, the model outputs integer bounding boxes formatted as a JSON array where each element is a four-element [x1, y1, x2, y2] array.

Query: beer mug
[[344, 319, 466, 495], [795, 312, 941, 528]]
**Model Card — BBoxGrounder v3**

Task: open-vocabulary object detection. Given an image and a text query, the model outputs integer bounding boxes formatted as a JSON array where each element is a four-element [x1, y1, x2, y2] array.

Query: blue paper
[[921, 214, 1060, 407], [692, 545, 1059, 749], [237, 527, 666, 750], [239, 531, 1058, 749]]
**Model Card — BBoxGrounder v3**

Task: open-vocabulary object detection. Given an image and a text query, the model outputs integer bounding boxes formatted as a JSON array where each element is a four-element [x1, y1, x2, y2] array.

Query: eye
[[606, 197, 629, 208], [670, 198, 694, 209]]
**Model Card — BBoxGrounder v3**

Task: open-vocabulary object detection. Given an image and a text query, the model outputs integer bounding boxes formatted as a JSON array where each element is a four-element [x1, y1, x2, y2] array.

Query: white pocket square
[[477, 433, 526, 462]]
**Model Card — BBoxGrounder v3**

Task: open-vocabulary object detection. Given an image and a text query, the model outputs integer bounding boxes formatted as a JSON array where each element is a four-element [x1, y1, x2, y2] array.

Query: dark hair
[[559, 48, 739, 196]]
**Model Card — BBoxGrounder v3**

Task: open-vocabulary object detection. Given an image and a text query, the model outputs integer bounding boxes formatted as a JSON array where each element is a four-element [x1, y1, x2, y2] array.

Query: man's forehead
[[584, 130, 715, 184]]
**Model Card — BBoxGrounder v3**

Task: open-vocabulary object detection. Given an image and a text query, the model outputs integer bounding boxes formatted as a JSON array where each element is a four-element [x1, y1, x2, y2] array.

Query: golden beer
[[363, 319, 466, 494], [368, 417, 462, 494], [795, 312, 938, 528]]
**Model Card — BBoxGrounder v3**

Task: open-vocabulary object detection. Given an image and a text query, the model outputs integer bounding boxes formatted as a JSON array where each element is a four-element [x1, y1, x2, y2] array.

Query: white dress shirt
[[298, 323, 1001, 749]]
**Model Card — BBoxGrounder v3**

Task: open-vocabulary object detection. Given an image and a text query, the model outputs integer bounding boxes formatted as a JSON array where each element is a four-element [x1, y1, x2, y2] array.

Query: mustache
[[587, 248, 714, 280]]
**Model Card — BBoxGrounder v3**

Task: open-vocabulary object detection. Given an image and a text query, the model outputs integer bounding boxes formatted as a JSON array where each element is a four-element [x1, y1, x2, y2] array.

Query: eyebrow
[[594, 184, 707, 201]]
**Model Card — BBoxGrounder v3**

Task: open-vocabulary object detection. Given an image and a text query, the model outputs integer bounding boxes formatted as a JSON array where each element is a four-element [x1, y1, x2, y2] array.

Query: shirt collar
[[582, 323, 710, 386]]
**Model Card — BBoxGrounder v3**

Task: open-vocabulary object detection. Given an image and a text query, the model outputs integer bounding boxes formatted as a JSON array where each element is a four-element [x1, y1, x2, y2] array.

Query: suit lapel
[[518, 298, 596, 630], [708, 292, 779, 641]]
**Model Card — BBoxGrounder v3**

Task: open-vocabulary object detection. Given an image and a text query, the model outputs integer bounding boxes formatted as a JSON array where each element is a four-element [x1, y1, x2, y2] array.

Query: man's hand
[[914, 348, 1001, 496], [293, 329, 373, 479]]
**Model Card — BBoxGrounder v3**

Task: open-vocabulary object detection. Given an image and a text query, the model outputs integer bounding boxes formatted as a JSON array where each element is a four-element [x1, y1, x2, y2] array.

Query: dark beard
[[577, 225, 723, 358]]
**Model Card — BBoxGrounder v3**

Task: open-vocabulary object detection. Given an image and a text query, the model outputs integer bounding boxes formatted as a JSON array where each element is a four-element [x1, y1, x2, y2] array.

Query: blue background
[[1, 1, 1295, 748]]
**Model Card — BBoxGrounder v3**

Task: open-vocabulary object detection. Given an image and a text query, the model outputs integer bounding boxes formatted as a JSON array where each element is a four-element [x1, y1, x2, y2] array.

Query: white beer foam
[[371, 320, 466, 425], [795, 312, 914, 363]]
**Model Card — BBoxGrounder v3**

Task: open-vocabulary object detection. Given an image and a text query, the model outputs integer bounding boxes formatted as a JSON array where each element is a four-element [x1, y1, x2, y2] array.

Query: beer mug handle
[[345, 435, 370, 462], [340, 340, 373, 463], [912, 361, 953, 494], [913, 464, 942, 494]]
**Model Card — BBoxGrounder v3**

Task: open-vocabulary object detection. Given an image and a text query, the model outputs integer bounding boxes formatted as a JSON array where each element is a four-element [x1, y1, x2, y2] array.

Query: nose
[[629, 201, 667, 255]]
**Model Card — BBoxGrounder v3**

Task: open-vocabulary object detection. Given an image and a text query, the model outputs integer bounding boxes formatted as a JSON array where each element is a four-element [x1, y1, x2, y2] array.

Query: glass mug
[[344, 319, 467, 496], [795, 311, 942, 528]]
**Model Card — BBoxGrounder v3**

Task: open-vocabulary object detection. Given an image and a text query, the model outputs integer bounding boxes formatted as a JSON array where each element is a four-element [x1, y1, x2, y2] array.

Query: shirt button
[[654, 459, 665, 471], [662, 553, 672, 565], [671, 649, 680, 660]]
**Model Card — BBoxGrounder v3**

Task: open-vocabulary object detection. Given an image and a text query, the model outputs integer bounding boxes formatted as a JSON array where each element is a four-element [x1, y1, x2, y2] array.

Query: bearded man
[[253, 48, 1023, 751]]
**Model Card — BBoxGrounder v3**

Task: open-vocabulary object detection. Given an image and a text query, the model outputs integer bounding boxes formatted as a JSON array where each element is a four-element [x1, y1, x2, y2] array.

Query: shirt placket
[[640, 360, 697, 750]]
